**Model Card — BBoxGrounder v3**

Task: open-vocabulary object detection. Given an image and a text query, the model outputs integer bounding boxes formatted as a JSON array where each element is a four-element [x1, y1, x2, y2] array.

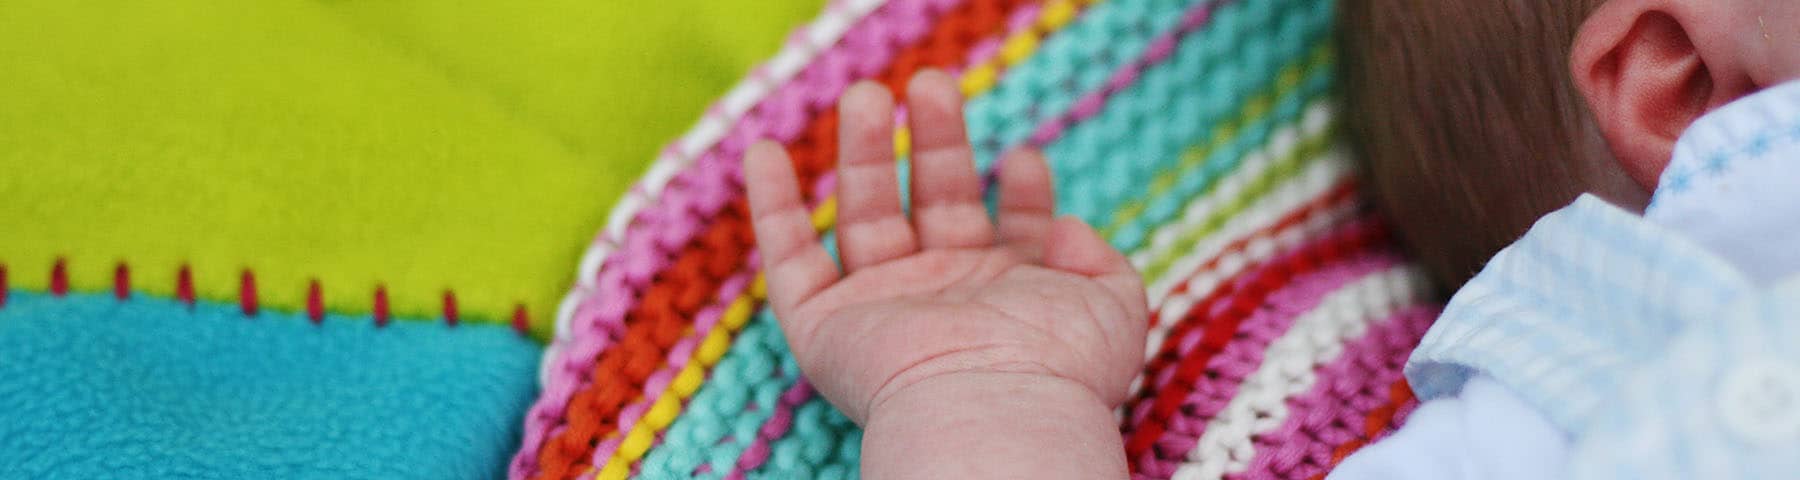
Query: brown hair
[[1337, 0, 1649, 288]]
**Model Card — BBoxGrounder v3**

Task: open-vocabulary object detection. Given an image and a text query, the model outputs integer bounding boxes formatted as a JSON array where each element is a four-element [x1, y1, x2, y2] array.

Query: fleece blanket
[[0, 291, 539, 479], [0, 0, 819, 478], [0, 0, 821, 337]]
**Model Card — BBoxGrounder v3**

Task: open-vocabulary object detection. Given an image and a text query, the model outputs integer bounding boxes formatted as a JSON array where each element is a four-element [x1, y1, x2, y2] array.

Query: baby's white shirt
[[1327, 81, 1800, 480]]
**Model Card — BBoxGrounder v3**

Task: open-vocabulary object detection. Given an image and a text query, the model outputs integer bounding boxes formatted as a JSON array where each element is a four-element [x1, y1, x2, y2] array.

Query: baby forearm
[[861, 371, 1128, 480]]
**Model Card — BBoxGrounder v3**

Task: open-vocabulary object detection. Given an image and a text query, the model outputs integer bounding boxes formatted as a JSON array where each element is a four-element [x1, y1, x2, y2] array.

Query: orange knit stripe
[[1314, 378, 1417, 479], [534, 201, 753, 480]]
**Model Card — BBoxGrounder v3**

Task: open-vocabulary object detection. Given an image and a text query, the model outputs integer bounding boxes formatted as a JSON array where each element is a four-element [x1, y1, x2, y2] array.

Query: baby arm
[[743, 71, 1149, 479]]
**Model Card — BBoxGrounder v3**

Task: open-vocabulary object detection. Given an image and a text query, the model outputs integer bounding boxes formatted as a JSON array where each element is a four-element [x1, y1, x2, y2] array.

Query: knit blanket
[[517, 1, 1441, 479]]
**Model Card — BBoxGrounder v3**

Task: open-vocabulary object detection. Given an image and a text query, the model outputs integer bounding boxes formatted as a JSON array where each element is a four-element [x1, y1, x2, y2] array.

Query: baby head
[[1339, 0, 1800, 287]]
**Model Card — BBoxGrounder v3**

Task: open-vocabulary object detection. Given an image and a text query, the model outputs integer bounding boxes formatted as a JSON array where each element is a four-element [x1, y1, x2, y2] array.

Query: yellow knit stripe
[[590, 198, 832, 480], [894, 0, 1101, 159]]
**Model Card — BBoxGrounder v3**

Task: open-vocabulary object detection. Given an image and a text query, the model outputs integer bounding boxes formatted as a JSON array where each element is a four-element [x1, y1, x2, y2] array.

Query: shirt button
[[1717, 359, 1800, 444]]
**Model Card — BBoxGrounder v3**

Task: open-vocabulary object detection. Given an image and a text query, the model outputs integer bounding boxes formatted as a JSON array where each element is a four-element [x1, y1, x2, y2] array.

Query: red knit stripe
[[1124, 220, 1390, 463]]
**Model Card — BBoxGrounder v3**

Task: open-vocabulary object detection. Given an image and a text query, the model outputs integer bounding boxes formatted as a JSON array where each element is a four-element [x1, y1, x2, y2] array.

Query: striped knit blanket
[[516, 0, 1441, 478]]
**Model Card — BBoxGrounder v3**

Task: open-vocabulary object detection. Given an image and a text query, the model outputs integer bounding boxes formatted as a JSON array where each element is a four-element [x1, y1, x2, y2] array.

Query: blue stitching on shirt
[[1650, 120, 1800, 212]]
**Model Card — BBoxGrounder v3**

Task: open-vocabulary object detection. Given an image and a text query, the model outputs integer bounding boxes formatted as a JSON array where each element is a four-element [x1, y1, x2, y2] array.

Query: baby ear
[[1570, 0, 1758, 191]]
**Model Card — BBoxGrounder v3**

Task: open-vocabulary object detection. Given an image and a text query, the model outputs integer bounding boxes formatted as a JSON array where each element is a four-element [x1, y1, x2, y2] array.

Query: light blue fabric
[[0, 291, 541, 479], [1395, 81, 1800, 479], [1405, 195, 1751, 432], [1646, 81, 1800, 285], [1568, 277, 1800, 479]]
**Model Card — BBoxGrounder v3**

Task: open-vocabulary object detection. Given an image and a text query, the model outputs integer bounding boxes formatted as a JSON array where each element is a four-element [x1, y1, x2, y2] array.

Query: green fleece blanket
[[0, 1, 818, 478], [0, 0, 819, 338]]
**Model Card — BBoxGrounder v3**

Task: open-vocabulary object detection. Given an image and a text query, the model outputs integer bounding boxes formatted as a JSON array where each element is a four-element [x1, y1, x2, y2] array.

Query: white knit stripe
[[1135, 198, 1358, 368], [1123, 199, 1353, 399], [1142, 144, 1352, 306], [1128, 123, 1286, 263], [1168, 265, 1430, 480], [1126, 103, 1351, 374], [1124, 199, 1348, 396], [542, 0, 886, 380], [1131, 102, 1333, 267], [1134, 101, 1337, 301], [1157, 194, 1359, 321], [1134, 155, 1354, 377]]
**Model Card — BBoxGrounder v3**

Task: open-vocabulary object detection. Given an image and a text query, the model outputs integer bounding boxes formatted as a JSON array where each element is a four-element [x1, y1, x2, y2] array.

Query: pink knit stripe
[[1225, 305, 1436, 480], [1026, 0, 1227, 147], [585, 271, 755, 467], [722, 380, 817, 479], [1126, 244, 1400, 478]]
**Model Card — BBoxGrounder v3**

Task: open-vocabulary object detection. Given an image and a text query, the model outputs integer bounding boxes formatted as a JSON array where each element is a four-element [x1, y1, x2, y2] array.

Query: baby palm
[[743, 71, 1148, 423]]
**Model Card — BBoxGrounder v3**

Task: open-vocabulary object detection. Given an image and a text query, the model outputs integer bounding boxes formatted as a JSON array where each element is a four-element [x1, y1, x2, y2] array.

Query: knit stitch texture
[[520, 0, 1443, 479]]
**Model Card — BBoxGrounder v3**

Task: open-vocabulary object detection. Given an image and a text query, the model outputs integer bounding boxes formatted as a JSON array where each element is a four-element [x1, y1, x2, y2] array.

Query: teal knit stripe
[[1037, 0, 1335, 231], [1108, 46, 1336, 254], [639, 227, 851, 478], [744, 397, 862, 480], [965, 0, 1204, 168], [636, 309, 801, 479]]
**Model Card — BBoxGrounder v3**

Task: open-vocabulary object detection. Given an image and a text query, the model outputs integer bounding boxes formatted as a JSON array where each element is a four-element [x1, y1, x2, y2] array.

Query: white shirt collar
[[1647, 80, 1800, 285]]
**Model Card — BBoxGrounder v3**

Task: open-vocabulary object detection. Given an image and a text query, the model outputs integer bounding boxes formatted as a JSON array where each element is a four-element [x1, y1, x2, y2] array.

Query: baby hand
[[743, 70, 1149, 427]]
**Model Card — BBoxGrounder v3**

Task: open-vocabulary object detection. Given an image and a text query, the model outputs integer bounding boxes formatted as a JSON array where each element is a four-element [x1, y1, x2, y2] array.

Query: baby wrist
[[861, 371, 1127, 479]]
